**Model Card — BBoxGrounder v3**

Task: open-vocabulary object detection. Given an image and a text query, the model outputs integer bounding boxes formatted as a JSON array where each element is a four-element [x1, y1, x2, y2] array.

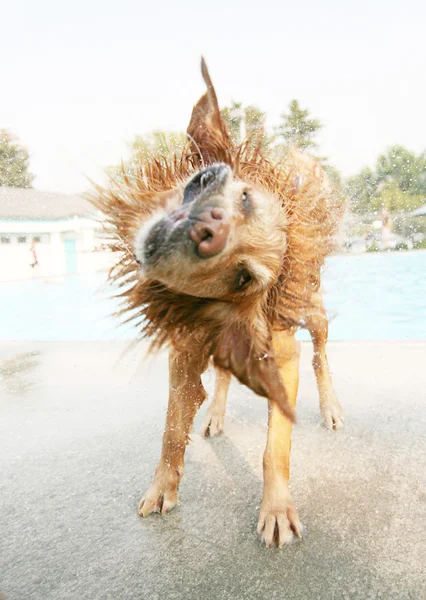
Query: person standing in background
[[29, 239, 39, 268]]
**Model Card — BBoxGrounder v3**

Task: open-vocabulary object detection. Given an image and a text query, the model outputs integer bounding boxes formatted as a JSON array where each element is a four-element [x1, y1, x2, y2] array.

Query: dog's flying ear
[[213, 330, 295, 423], [187, 57, 233, 167]]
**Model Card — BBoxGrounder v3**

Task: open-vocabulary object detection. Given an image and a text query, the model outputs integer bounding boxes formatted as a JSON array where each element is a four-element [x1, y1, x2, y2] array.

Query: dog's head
[[134, 59, 287, 303], [134, 161, 287, 301]]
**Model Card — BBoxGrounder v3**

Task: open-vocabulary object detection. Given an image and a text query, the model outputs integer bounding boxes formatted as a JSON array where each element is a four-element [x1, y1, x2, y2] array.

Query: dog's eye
[[236, 269, 252, 291], [241, 191, 251, 213]]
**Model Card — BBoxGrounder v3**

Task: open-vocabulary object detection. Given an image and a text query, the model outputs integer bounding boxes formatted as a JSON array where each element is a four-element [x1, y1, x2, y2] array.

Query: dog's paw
[[138, 466, 180, 517], [320, 393, 344, 430], [257, 493, 303, 548], [201, 408, 225, 437]]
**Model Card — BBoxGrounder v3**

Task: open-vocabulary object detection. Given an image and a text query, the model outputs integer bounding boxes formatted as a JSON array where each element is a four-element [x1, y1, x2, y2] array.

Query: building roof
[[0, 186, 94, 220]]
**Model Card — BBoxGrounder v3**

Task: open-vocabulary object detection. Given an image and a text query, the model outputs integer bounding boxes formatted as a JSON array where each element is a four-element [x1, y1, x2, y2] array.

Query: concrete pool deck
[[0, 340, 425, 599]]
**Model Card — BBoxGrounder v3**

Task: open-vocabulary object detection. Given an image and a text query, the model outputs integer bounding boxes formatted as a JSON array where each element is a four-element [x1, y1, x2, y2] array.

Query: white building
[[0, 186, 110, 281]]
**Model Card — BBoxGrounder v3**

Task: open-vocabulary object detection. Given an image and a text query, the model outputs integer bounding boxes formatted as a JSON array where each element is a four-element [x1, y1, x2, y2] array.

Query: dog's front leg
[[257, 331, 303, 547], [308, 315, 344, 430], [138, 347, 208, 517], [202, 366, 231, 437]]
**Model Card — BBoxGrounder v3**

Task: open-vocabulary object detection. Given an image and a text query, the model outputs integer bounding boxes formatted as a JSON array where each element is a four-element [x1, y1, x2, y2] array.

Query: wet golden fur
[[91, 59, 345, 546], [92, 112, 344, 357]]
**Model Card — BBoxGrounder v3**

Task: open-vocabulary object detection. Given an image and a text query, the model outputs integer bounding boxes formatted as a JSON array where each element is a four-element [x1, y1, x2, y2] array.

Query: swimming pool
[[1, 251, 425, 341]]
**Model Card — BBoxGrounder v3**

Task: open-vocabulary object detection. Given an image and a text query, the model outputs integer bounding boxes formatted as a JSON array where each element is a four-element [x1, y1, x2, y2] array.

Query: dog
[[93, 58, 345, 548]]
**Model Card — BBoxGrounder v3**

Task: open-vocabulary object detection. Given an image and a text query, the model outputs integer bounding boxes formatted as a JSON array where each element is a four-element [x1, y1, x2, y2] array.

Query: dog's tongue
[[213, 331, 295, 423]]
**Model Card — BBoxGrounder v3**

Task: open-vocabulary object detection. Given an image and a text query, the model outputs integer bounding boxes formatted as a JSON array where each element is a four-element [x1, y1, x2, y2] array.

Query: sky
[[1, 0, 425, 193]]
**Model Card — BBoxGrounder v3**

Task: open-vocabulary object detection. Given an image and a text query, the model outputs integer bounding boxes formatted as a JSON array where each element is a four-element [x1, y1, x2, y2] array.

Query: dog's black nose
[[183, 164, 231, 205]]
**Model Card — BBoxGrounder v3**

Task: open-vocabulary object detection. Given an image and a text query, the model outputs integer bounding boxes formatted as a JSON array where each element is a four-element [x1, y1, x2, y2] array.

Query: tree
[[112, 101, 341, 187], [0, 129, 35, 188], [221, 101, 244, 143], [375, 145, 426, 196], [221, 102, 270, 149], [274, 99, 322, 152], [345, 168, 379, 215], [346, 145, 426, 215], [322, 164, 342, 187], [130, 130, 187, 162], [272, 99, 342, 187], [110, 130, 187, 178], [371, 182, 424, 213]]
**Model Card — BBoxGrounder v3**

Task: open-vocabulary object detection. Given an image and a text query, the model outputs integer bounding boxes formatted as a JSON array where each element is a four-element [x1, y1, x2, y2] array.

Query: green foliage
[[322, 164, 342, 187], [221, 101, 244, 143], [221, 102, 271, 149], [371, 182, 424, 213], [272, 99, 341, 185], [274, 99, 322, 152], [110, 130, 187, 178], [347, 146, 426, 215], [131, 130, 187, 161], [345, 168, 379, 215], [394, 241, 409, 251], [393, 214, 426, 239], [114, 99, 341, 185], [0, 129, 35, 188], [376, 145, 426, 195]]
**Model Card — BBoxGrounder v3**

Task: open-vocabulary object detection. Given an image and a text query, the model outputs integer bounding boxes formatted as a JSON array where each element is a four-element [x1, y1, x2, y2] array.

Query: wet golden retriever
[[93, 59, 345, 548]]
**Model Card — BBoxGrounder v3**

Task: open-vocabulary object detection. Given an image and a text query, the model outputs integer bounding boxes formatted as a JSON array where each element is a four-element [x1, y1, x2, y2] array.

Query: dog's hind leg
[[305, 298, 344, 430], [257, 330, 303, 548], [138, 347, 208, 517], [201, 366, 231, 437]]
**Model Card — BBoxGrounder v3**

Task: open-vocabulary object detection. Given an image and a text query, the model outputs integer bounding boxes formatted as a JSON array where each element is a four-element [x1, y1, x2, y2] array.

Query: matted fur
[[90, 69, 344, 355]]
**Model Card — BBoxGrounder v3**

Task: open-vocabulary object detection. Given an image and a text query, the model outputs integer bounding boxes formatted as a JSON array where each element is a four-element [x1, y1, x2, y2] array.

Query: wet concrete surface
[[0, 340, 425, 600]]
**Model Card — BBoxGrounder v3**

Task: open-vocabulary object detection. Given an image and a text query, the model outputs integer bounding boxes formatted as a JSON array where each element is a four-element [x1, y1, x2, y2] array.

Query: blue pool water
[[0, 252, 425, 341]]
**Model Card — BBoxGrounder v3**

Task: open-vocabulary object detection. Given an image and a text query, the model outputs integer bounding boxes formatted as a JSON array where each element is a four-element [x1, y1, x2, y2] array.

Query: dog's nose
[[189, 207, 230, 258]]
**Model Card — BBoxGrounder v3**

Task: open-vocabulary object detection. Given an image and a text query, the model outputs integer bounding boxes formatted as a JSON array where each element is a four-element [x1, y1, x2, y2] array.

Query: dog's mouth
[[139, 163, 232, 266]]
